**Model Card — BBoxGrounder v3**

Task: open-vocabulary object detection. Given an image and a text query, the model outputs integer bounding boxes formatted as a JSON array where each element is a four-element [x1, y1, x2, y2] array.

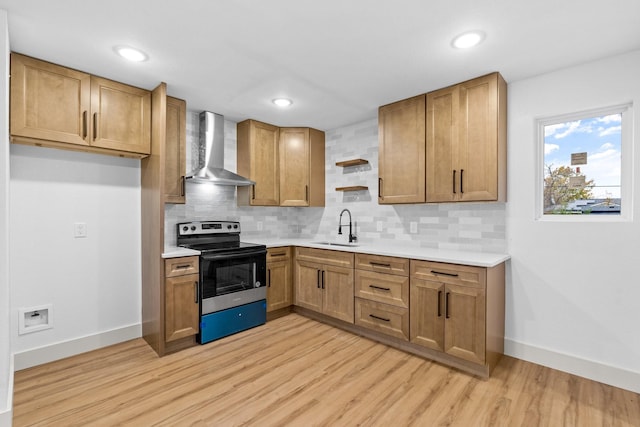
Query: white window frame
[[535, 103, 633, 222]]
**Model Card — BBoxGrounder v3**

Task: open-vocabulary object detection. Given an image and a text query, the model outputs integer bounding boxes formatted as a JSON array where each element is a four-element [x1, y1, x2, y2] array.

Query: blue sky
[[544, 113, 622, 198]]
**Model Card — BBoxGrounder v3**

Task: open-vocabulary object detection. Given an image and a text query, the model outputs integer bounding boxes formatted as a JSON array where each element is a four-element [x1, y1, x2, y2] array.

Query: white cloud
[[600, 142, 614, 150], [544, 143, 560, 155], [599, 125, 621, 137], [596, 114, 622, 124]]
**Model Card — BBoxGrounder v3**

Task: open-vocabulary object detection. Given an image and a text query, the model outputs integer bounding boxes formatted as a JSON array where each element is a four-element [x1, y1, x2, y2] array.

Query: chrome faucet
[[338, 209, 357, 243]]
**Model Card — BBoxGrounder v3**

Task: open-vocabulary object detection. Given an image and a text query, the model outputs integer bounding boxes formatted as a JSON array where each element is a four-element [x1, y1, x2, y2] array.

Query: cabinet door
[[90, 76, 151, 154], [279, 127, 310, 206], [10, 53, 91, 146], [267, 259, 292, 312], [165, 273, 199, 342], [237, 120, 280, 206], [164, 96, 187, 204], [322, 265, 354, 324], [378, 95, 425, 204], [410, 278, 444, 352], [426, 86, 458, 202], [294, 260, 323, 313], [457, 73, 499, 202], [444, 283, 486, 364]]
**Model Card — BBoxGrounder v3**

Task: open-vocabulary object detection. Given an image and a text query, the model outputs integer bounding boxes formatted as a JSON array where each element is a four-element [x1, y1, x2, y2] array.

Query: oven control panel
[[177, 221, 240, 235]]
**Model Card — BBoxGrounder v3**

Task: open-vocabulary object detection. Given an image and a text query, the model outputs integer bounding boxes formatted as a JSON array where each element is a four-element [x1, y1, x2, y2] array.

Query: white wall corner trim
[[505, 338, 640, 394], [0, 353, 13, 427], [13, 324, 141, 371]]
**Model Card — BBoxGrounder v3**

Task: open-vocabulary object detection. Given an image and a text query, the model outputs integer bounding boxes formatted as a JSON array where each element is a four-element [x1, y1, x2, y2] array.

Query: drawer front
[[295, 247, 354, 268], [355, 270, 409, 308], [355, 298, 409, 341], [410, 260, 485, 289], [355, 253, 409, 276], [267, 246, 291, 262], [165, 256, 199, 278]]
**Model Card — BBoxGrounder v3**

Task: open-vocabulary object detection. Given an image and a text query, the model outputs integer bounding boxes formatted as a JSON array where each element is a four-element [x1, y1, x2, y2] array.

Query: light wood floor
[[13, 314, 640, 426]]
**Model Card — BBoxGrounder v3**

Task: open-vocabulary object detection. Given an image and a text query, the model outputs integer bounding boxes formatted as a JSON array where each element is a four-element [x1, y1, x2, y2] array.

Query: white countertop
[[164, 238, 509, 267]]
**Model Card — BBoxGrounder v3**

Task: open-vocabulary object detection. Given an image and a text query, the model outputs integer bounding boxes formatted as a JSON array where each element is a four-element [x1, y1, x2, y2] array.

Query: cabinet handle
[[194, 281, 199, 304], [180, 176, 185, 197], [369, 261, 391, 268], [92, 113, 98, 141], [175, 264, 191, 269], [252, 185, 256, 200], [445, 292, 450, 319], [82, 111, 88, 138], [305, 185, 309, 202], [378, 178, 383, 199], [321, 270, 325, 289], [369, 285, 391, 291], [460, 169, 464, 194], [269, 252, 287, 258], [317, 270, 321, 288], [430, 270, 459, 277], [267, 269, 271, 287], [437, 290, 442, 317], [369, 314, 390, 322], [452, 170, 456, 194]]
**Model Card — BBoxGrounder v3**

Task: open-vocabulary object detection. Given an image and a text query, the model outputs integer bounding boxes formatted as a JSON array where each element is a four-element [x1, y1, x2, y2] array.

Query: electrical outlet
[[410, 221, 418, 234], [256, 221, 263, 231], [74, 222, 87, 238]]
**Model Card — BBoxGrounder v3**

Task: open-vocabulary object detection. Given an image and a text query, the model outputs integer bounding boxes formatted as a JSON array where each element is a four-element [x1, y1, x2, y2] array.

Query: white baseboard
[[14, 323, 141, 371], [0, 352, 13, 427], [505, 338, 640, 394]]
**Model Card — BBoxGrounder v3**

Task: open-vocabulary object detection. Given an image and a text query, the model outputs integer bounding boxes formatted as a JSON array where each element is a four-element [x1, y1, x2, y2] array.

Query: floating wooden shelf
[[335, 159, 368, 167], [336, 186, 368, 192]]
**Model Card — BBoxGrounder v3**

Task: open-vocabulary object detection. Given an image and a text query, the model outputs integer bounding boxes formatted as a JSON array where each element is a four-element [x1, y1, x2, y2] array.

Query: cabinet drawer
[[267, 246, 291, 262], [410, 260, 485, 289], [165, 256, 199, 278], [355, 298, 409, 341], [295, 247, 354, 268], [355, 253, 409, 276], [355, 270, 408, 308]]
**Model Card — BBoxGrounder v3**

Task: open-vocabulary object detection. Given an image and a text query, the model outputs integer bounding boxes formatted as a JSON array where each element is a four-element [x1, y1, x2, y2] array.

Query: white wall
[[0, 9, 12, 427], [505, 49, 640, 392], [9, 145, 142, 368]]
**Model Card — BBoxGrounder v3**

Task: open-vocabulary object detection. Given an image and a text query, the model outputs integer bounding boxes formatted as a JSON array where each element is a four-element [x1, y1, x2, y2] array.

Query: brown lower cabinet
[[294, 247, 354, 323], [266, 247, 293, 312], [164, 256, 200, 343], [410, 259, 504, 369]]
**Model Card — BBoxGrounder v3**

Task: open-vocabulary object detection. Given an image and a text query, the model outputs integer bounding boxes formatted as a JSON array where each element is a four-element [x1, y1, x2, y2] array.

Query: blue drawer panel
[[199, 300, 267, 344]]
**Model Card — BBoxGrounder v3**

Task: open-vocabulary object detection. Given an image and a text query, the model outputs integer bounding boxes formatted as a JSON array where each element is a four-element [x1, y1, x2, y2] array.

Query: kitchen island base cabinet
[[294, 247, 354, 324]]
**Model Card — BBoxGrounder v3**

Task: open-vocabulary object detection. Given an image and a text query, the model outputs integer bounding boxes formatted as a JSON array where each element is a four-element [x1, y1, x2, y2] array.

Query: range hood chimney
[[185, 111, 255, 186]]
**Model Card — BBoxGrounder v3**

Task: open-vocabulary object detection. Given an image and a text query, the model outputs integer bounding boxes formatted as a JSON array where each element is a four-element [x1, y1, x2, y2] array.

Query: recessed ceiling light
[[272, 98, 293, 107], [451, 31, 485, 49], [114, 45, 148, 62]]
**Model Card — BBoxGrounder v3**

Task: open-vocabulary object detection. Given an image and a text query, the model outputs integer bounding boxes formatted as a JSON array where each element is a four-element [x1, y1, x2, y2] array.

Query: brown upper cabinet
[[237, 120, 325, 207], [164, 96, 187, 204], [426, 73, 507, 202], [378, 72, 507, 205], [378, 94, 426, 204], [237, 119, 280, 206], [10, 53, 151, 158]]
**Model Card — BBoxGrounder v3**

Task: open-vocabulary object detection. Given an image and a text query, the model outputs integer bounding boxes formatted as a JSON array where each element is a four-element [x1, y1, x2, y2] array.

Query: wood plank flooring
[[13, 314, 640, 426]]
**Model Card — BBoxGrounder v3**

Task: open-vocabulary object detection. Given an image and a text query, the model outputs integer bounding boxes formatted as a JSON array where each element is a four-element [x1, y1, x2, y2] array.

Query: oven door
[[200, 248, 267, 314]]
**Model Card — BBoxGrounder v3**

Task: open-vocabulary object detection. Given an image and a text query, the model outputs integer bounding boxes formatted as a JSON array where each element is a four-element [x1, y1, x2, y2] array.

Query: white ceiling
[[1, 0, 639, 130]]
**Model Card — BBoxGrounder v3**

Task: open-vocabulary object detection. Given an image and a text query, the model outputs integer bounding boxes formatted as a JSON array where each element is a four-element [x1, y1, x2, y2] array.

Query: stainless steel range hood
[[185, 111, 255, 186]]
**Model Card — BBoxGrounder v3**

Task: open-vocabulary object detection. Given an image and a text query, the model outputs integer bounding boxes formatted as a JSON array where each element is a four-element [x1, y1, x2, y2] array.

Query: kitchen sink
[[312, 241, 359, 247]]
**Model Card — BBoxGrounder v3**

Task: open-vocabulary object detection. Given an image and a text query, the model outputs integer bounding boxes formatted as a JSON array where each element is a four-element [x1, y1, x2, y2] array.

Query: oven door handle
[[200, 249, 266, 261]]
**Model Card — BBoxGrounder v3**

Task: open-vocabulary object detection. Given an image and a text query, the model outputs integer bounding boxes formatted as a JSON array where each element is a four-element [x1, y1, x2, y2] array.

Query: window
[[536, 104, 632, 220]]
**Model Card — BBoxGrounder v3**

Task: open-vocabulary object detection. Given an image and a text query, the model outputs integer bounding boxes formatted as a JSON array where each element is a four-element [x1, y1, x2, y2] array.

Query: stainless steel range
[[177, 220, 267, 344]]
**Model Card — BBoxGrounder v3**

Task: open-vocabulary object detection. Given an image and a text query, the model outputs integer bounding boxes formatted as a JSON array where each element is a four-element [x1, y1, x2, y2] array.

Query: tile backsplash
[[165, 114, 506, 253]]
